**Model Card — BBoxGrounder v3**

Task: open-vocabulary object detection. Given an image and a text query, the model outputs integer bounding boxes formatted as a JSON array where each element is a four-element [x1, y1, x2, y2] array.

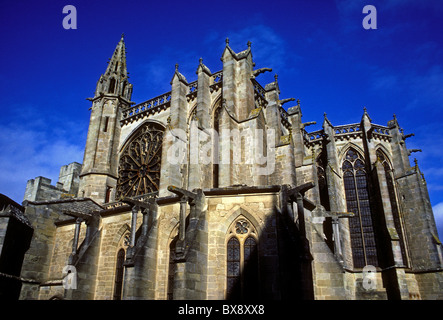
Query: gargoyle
[[251, 67, 272, 79]]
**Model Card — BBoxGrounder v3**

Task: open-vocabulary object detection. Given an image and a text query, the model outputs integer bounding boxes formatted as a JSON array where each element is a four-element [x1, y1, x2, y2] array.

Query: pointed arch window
[[376, 150, 408, 266], [122, 81, 127, 97], [342, 149, 379, 268], [226, 218, 259, 299], [109, 78, 116, 93], [167, 235, 178, 300], [113, 248, 125, 300]]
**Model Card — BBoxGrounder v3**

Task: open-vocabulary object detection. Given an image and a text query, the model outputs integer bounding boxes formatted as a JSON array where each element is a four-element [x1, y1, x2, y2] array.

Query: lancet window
[[113, 248, 125, 300], [226, 217, 259, 299], [342, 148, 379, 268]]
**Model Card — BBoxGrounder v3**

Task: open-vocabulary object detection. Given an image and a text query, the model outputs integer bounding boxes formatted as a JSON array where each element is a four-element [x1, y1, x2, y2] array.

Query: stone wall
[[23, 162, 82, 202]]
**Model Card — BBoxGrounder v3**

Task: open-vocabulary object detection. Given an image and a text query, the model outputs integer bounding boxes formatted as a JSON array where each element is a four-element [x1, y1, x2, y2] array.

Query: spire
[[94, 35, 132, 99], [105, 34, 128, 79]]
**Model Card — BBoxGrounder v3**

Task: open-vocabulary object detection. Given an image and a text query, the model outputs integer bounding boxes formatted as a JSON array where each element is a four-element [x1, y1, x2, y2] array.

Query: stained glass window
[[227, 237, 240, 297], [226, 219, 259, 299], [116, 122, 163, 198], [342, 149, 379, 268]]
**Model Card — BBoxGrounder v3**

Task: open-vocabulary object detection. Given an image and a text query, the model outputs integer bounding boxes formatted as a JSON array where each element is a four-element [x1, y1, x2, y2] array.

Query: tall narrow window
[[122, 81, 127, 96], [103, 116, 109, 133], [167, 236, 178, 300], [113, 248, 125, 300], [105, 186, 112, 203], [213, 106, 221, 188], [342, 149, 378, 268], [376, 150, 408, 266], [243, 237, 259, 297], [227, 237, 241, 299], [226, 218, 259, 299], [109, 78, 116, 93]]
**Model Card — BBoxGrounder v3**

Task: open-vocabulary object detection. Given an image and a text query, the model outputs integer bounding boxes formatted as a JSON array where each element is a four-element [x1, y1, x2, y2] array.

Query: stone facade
[[3, 35, 443, 300]]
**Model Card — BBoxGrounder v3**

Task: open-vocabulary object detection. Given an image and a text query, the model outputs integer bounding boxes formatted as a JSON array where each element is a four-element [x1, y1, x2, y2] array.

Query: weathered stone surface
[[3, 37, 442, 301]]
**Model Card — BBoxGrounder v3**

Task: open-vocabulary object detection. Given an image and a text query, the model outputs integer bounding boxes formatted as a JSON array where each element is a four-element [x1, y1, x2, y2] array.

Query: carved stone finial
[[175, 63, 179, 71], [225, 38, 230, 45], [247, 40, 252, 48], [199, 57, 203, 64], [297, 99, 300, 106], [274, 74, 278, 82]]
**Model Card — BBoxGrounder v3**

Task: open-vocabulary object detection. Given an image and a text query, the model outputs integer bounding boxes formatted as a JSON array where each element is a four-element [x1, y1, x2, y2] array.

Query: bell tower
[[79, 34, 133, 203]]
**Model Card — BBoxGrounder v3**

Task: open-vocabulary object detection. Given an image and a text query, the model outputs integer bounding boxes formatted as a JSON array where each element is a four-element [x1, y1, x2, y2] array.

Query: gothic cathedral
[[1, 35, 442, 300]]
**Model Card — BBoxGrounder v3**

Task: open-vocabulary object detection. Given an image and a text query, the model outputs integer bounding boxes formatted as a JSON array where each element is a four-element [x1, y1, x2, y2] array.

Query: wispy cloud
[[201, 24, 300, 85], [369, 64, 443, 112], [134, 24, 297, 103], [432, 202, 443, 238], [225, 24, 293, 71], [0, 107, 85, 203]]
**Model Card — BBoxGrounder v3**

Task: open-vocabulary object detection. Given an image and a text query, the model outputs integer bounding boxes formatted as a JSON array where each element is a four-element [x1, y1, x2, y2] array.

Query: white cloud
[[0, 112, 85, 204], [432, 202, 443, 238], [135, 24, 297, 103], [225, 24, 291, 70]]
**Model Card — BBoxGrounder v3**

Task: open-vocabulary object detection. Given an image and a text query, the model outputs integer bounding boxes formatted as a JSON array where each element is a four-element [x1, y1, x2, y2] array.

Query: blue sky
[[0, 0, 442, 236]]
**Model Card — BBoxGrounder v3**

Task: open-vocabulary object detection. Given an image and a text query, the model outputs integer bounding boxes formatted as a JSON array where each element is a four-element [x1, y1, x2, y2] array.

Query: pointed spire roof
[[105, 34, 128, 79], [170, 63, 188, 85], [196, 57, 211, 75]]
